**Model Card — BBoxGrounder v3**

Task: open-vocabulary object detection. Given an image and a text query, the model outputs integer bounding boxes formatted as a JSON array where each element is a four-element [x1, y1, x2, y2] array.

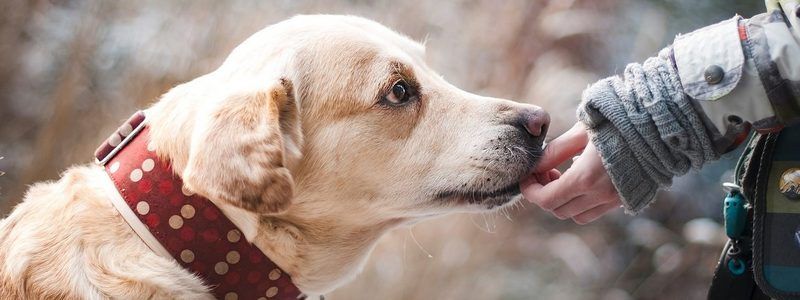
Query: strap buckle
[[94, 111, 147, 166]]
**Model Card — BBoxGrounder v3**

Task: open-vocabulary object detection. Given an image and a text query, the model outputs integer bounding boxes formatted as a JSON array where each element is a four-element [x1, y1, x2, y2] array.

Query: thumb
[[534, 123, 589, 172]]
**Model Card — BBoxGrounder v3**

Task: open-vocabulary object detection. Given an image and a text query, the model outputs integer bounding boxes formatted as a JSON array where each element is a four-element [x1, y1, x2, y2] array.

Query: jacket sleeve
[[679, 10, 800, 141], [577, 8, 800, 214]]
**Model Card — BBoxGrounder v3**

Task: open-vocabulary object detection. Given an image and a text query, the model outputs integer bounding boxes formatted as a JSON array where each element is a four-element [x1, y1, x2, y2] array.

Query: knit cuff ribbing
[[587, 122, 658, 214], [577, 48, 719, 214]]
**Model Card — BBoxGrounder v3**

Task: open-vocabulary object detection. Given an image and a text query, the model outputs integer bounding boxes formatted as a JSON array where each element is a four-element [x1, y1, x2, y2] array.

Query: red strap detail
[[755, 124, 784, 134], [736, 23, 785, 134], [738, 22, 748, 41], [725, 123, 753, 153], [104, 125, 301, 299]]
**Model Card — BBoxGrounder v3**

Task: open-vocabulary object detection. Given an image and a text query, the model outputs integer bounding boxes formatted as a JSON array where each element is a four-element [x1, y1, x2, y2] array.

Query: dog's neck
[[145, 102, 408, 295], [246, 196, 405, 294], [182, 184, 406, 294]]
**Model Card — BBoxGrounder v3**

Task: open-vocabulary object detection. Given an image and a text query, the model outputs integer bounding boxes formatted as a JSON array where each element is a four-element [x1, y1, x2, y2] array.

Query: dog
[[0, 15, 549, 299]]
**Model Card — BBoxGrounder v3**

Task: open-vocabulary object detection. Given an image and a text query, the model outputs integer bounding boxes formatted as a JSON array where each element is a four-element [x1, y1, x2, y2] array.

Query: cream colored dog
[[0, 15, 548, 299]]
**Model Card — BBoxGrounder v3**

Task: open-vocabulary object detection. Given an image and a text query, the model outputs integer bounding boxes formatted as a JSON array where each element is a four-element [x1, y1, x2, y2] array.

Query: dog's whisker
[[481, 213, 495, 234], [499, 206, 513, 222], [402, 231, 408, 267], [407, 227, 433, 258], [468, 214, 493, 233]]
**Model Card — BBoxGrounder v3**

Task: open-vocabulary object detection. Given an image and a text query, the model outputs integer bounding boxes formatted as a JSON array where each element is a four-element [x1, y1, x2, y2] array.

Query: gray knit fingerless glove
[[577, 48, 720, 214]]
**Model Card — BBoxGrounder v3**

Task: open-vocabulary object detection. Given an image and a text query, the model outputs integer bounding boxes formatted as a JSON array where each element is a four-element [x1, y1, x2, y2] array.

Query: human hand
[[521, 123, 622, 224]]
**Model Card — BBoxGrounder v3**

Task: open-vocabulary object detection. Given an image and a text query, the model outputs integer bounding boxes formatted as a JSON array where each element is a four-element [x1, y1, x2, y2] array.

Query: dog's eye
[[384, 80, 410, 105]]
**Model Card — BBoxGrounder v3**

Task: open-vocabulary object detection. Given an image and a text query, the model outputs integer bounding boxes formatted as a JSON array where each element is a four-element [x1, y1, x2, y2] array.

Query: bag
[[750, 126, 800, 299], [709, 124, 800, 299]]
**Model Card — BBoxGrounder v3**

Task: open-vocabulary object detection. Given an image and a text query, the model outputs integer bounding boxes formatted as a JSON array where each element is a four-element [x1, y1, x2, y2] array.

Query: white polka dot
[[224, 292, 238, 300], [268, 269, 281, 280], [258, 298, 267, 300], [136, 201, 150, 215], [227, 230, 241, 243], [181, 186, 194, 196], [109, 162, 120, 174], [118, 123, 133, 137], [130, 169, 143, 182], [180, 249, 195, 263], [265, 287, 278, 298], [146, 142, 156, 152], [215, 262, 229, 275], [141, 159, 155, 172], [181, 205, 196, 219], [108, 133, 122, 147], [168, 215, 183, 229], [226, 251, 240, 264]]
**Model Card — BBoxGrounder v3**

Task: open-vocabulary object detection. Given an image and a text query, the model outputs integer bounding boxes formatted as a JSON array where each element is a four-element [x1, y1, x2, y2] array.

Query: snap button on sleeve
[[673, 17, 744, 100], [704, 65, 725, 84]]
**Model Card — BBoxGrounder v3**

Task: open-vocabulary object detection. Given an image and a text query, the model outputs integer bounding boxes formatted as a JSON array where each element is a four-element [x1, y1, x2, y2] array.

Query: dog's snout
[[519, 108, 550, 138]]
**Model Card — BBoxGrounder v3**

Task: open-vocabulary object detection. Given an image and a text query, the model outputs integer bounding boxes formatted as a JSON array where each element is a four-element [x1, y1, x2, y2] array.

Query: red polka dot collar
[[95, 111, 302, 300]]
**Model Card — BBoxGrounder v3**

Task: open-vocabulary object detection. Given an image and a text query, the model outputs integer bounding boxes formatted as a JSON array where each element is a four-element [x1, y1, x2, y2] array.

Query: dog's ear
[[181, 79, 301, 214]]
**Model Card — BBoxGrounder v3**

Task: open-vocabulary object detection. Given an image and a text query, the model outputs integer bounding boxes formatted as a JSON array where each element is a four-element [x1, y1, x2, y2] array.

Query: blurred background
[[0, 0, 763, 299]]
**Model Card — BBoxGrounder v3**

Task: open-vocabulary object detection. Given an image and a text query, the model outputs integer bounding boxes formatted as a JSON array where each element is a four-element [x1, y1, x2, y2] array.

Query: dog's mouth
[[434, 182, 522, 209], [432, 133, 542, 210]]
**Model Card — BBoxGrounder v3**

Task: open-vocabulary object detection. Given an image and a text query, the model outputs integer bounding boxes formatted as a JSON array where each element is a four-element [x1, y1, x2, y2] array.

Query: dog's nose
[[520, 108, 550, 138]]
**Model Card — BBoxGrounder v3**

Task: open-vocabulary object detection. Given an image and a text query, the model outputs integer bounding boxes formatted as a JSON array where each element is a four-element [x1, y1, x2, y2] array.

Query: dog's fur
[[0, 15, 546, 299]]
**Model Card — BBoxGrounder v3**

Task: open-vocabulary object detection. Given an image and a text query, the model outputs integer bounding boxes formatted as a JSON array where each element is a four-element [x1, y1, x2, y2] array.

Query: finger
[[572, 202, 620, 225], [520, 171, 542, 189], [521, 168, 562, 188], [522, 172, 581, 211], [535, 172, 552, 185], [533, 168, 562, 185], [547, 169, 561, 181], [534, 123, 589, 173], [551, 195, 606, 219], [549, 195, 583, 220]]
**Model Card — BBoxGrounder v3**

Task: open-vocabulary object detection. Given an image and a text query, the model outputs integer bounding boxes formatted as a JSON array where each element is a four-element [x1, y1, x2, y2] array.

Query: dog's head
[[150, 14, 548, 221], [147, 14, 550, 293]]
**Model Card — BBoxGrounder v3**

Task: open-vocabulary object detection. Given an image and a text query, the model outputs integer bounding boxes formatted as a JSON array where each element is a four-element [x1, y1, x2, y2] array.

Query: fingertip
[[534, 145, 561, 173], [548, 169, 561, 181], [572, 202, 618, 225], [539, 199, 560, 212], [552, 212, 567, 220], [519, 174, 539, 189], [534, 125, 590, 172], [521, 182, 543, 203], [535, 172, 552, 185]]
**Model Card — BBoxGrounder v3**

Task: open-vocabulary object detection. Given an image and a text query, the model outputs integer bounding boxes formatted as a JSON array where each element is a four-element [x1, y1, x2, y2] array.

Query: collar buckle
[[94, 111, 147, 166]]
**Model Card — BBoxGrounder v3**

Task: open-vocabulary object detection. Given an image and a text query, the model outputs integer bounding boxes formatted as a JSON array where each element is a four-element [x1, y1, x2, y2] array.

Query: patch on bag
[[779, 168, 800, 200]]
